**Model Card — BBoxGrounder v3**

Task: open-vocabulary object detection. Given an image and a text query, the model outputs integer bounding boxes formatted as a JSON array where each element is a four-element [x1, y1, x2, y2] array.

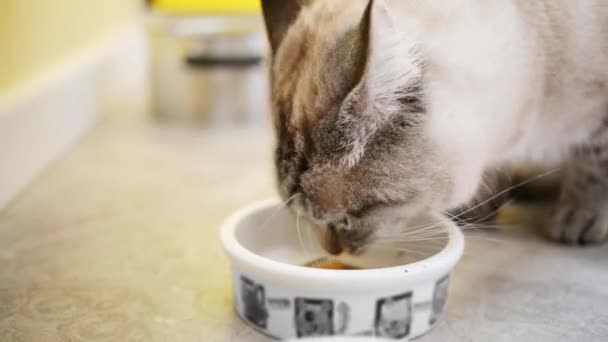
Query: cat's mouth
[[310, 212, 453, 269], [321, 222, 373, 256], [322, 224, 343, 255]]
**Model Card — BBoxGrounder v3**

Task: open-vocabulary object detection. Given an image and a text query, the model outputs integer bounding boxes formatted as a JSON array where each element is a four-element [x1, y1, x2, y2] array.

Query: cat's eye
[[395, 116, 412, 129], [350, 199, 408, 218], [399, 84, 425, 113], [349, 202, 385, 217]]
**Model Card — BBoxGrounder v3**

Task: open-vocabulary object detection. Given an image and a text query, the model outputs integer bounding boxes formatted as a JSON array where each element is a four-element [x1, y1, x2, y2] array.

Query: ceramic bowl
[[220, 199, 464, 340]]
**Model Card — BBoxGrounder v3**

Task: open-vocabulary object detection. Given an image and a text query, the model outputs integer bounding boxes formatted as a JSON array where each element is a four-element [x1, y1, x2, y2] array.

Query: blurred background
[[0, 1, 279, 340], [1, 0, 272, 210], [1, 2, 607, 341]]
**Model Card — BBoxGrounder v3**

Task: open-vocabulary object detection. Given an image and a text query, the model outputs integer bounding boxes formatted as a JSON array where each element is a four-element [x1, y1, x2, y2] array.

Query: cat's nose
[[322, 218, 364, 256], [323, 224, 343, 255], [334, 217, 350, 231]]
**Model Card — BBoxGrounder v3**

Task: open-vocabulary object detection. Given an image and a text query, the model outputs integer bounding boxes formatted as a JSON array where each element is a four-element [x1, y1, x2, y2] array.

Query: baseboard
[[0, 24, 146, 211]]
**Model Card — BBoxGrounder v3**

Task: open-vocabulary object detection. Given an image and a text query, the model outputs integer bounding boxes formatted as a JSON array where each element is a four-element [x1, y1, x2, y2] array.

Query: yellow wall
[[152, 0, 260, 14], [0, 1, 11, 90], [0, 0, 141, 92]]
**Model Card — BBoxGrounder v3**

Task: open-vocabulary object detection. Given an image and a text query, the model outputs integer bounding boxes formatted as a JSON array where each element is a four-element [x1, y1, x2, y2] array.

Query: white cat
[[262, 0, 608, 259]]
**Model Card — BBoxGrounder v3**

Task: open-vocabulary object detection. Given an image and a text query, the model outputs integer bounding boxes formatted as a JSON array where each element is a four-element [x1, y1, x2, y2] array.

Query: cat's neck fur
[[388, 0, 608, 168]]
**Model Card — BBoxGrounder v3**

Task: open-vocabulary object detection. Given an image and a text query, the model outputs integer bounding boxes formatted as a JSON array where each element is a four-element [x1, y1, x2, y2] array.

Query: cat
[[295, 298, 335, 337], [261, 0, 608, 254], [241, 276, 269, 329], [374, 293, 412, 339]]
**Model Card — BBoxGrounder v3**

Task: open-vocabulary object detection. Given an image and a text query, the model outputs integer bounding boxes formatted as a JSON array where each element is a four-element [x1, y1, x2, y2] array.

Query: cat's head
[[262, 0, 481, 255]]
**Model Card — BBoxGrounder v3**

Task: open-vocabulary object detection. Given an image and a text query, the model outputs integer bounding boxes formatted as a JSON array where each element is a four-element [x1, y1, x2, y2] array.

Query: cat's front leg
[[550, 143, 608, 245]]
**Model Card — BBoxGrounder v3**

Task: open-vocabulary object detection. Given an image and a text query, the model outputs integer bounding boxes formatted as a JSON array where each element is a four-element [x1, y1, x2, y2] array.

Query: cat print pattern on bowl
[[234, 272, 450, 340], [241, 276, 270, 330], [295, 298, 335, 337], [429, 275, 451, 326], [374, 293, 412, 339]]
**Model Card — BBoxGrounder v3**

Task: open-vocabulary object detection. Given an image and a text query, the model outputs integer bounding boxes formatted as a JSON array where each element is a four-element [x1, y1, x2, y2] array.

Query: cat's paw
[[549, 202, 608, 245]]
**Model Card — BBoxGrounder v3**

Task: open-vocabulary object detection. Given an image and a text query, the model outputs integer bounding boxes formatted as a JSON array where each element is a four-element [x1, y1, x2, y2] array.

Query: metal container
[[148, 15, 269, 127]]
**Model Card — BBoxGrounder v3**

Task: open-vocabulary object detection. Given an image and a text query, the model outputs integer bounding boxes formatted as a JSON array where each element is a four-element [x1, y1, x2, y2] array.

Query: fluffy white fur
[[387, 0, 608, 207], [265, 0, 608, 254], [336, 0, 423, 168]]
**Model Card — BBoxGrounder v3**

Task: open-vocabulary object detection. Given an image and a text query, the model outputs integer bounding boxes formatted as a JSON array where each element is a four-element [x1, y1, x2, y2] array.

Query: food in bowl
[[220, 199, 464, 340], [306, 258, 359, 270]]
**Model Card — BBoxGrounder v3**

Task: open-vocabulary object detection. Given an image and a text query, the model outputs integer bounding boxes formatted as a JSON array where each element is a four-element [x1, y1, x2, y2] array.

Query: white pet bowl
[[220, 199, 464, 340]]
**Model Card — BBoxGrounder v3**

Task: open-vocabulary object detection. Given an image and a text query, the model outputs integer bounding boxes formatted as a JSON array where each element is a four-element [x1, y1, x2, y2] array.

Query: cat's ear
[[335, 0, 421, 167], [346, 0, 421, 118], [260, 0, 307, 53], [359, 0, 416, 107]]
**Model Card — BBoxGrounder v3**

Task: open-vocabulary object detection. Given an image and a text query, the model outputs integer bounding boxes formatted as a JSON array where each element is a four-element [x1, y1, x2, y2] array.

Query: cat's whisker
[[397, 216, 449, 232], [374, 237, 447, 244], [399, 223, 447, 237], [460, 226, 500, 232], [463, 238, 505, 244], [441, 200, 505, 227], [387, 239, 481, 257], [405, 223, 448, 233], [374, 239, 447, 248], [398, 218, 448, 233], [305, 220, 319, 254], [258, 193, 301, 229], [380, 246, 437, 256], [461, 219, 520, 230], [471, 199, 514, 224], [374, 239, 473, 258], [465, 232, 515, 242], [396, 232, 448, 241], [398, 222, 443, 235], [296, 210, 309, 257], [378, 228, 448, 241], [442, 211, 469, 227], [451, 168, 559, 221], [375, 231, 446, 245], [380, 245, 451, 258], [376, 229, 446, 240], [479, 176, 493, 197], [391, 210, 515, 241], [460, 223, 515, 230]]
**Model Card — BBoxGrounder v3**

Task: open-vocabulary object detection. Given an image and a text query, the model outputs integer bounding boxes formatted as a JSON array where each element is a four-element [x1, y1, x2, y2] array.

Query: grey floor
[[1, 111, 607, 341]]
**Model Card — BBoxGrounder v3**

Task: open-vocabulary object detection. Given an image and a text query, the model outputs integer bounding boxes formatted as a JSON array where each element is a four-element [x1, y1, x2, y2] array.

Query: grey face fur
[[262, 0, 452, 254]]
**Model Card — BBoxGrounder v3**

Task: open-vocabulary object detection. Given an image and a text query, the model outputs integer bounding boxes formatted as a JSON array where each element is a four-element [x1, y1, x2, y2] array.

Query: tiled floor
[[1, 114, 607, 341]]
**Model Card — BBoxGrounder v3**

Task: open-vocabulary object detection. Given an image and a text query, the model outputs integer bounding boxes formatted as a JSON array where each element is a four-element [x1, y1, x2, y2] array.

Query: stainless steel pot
[[148, 15, 269, 127]]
